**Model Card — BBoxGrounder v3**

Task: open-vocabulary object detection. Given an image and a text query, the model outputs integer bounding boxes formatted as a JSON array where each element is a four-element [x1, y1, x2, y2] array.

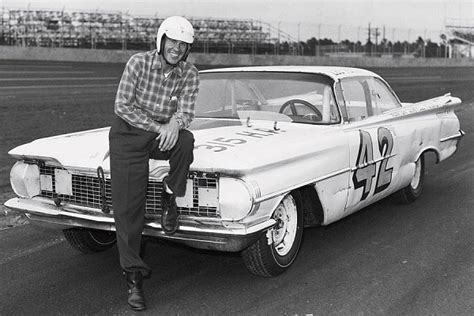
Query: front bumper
[[4, 197, 275, 252]]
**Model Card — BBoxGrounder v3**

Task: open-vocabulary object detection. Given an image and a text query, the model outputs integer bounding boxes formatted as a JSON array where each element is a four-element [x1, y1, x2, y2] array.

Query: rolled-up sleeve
[[114, 55, 161, 133], [174, 66, 199, 128]]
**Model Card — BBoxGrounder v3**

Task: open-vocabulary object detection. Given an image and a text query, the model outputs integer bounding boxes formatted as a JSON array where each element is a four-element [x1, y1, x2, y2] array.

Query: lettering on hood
[[195, 127, 286, 152]]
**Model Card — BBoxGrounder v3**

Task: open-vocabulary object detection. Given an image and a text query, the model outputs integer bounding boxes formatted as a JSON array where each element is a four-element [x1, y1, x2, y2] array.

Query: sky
[[2, 0, 473, 42]]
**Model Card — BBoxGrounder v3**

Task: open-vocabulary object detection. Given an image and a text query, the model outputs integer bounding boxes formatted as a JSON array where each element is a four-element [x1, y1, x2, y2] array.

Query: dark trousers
[[109, 116, 194, 275]]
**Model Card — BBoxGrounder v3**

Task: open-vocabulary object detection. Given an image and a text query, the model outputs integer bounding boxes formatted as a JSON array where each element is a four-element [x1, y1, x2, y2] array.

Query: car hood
[[9, 119, 341, 175]]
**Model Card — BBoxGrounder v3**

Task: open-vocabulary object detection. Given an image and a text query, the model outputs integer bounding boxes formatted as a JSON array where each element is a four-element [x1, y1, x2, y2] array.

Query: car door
[[339, 76, 404, 214]]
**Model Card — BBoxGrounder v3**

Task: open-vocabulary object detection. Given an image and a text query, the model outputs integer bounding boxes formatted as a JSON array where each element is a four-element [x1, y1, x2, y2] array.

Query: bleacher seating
[[443, 19, 474, 58], [451, 30, 474, 44], [0, 8, 274, 52]]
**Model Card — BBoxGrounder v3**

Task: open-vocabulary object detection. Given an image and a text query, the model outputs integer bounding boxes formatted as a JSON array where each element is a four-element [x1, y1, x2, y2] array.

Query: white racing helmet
[[156, 16, 195, 61]]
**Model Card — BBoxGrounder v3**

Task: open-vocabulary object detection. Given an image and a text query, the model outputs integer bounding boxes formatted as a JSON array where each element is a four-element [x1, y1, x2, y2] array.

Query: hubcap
[[89, 230, 116, 246], [272, 195, 298, 256]]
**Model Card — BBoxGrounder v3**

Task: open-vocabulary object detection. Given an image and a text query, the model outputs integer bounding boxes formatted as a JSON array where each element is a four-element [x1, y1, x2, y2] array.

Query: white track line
[[0, 65, 73, 68], [0, 71, 96, 74], [0, 77, 117, 81], [0, 83, 118, 89], [385, 76, 441, 80]]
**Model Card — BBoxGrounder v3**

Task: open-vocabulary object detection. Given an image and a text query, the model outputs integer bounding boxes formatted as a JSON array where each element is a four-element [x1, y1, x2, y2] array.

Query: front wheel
[[396, 154, 425, 203], [63, 228, 116, 254], [241, 191, 303, 277]]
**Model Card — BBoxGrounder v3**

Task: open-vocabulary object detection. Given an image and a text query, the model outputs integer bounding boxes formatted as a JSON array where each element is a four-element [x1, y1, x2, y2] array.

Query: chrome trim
[[440, 130, 465, 142], [254, 152, 397, 203], [34, 196, 110, 215], [24, 212, 266, 252], [350, 153, 397, 171], [46, 164, 112, 178], [254, 166, 351, 203], [6, 197, 114, 222], [147, 219, 275, 235], [4, 197, 275, 237]]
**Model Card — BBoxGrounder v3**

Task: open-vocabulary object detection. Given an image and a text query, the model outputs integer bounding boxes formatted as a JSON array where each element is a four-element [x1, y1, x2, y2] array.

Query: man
[[109, 16, 199, 311]]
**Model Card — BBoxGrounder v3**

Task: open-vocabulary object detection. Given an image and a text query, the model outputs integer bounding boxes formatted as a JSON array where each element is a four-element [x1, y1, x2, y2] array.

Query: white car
[[5, 66, 465, 277]]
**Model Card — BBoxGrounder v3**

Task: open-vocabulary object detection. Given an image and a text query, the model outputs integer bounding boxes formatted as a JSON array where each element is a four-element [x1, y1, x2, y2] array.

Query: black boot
[[124, 271, 146, 311], [161, 190, 179, 235]]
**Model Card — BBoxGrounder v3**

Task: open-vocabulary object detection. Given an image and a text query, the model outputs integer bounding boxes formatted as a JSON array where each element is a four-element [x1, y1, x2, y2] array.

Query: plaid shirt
[[114, 50, 199, 133]]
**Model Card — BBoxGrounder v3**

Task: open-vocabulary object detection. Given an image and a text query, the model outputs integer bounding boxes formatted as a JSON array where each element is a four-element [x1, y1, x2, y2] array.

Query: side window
[[340, 78, 371, 121], [370, 78, 401, 114], [323, 85, 341, 124]]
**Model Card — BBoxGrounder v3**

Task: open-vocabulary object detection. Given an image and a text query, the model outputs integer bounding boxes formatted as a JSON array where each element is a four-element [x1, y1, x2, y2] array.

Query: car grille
[[38, 165, 219, 218]]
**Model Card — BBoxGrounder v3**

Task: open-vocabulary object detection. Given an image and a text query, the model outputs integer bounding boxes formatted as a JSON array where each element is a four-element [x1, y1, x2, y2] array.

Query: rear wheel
[[63, 228, 116, 254], [397, 154, 425, 203], [241, 191, 303, 277]]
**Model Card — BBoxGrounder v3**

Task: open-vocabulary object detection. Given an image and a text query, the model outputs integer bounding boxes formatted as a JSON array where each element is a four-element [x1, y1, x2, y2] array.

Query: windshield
[[195, 72, 341, 124]]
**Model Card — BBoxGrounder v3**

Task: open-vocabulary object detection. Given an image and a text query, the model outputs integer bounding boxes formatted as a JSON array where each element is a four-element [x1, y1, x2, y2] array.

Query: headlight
[[219, 177, 253, 220], [10, 161, 41, 198]]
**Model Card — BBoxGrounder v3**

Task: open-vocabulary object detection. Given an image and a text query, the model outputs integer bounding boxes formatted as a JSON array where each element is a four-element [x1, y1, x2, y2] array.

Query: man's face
[[162, 37, 188, 65]]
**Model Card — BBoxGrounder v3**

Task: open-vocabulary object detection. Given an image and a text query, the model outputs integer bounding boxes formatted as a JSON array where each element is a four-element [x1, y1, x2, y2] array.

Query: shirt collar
[[150, 50, 184, 77]]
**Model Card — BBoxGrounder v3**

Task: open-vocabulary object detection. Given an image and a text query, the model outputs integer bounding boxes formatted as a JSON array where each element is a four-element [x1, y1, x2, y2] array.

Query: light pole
[[391, 28, 396, 54], [338, 24, 341, 53], [407, 28, 411, 54], [277, 21, 281, 55], [298, 22, 301, 55], [316, 23, 322, 56]]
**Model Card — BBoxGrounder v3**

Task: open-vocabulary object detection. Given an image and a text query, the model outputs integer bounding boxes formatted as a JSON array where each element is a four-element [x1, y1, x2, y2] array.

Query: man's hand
[[156, 118, 180, 151]]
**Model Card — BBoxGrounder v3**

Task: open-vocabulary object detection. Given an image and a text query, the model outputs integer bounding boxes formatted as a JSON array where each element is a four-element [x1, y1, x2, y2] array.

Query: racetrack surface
[[0, 60, 473, 314]]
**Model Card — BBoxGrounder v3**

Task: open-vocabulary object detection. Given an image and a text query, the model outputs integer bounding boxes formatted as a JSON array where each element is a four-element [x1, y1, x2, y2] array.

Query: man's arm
[[114, 55, 162, 134], [157, 66, 200, 151], [173, 65, 200, 129]]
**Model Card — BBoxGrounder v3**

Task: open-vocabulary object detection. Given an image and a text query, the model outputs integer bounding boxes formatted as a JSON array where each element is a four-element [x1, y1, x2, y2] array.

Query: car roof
[[199, 66, 381, 81]]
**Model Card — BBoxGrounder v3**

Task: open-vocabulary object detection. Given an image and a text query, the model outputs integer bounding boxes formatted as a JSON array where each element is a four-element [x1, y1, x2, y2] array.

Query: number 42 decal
[[352, 127, 394, 201]]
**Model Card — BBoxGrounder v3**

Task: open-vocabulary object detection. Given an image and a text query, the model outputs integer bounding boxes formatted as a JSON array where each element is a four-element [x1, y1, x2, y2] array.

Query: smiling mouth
[[168, 51, 182, 58]]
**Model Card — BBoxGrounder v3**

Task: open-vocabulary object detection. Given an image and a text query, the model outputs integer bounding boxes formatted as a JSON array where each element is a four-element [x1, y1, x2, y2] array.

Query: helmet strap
[[162, 52, 176, 66], [160, 35, 175, 66]]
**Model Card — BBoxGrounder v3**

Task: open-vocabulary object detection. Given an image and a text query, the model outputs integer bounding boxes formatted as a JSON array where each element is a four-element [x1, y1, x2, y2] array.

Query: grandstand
[[442, 19, 474, 58], [0, 8, 297, 54], [2, 7, 462, 58]]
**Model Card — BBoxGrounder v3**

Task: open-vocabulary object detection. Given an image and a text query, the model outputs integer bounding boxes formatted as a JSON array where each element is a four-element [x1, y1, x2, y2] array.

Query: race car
[[4, 66, 464, 277]]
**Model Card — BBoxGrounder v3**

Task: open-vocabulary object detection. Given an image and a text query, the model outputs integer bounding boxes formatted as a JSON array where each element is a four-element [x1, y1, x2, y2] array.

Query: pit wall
[[1, 46, 473, 67]]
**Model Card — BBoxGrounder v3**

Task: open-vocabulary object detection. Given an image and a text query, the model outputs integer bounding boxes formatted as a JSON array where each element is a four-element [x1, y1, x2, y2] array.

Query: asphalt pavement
[[0, 61, 473, 315]]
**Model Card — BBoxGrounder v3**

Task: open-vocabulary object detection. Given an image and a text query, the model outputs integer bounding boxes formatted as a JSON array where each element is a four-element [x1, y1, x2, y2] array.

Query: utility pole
[[368, 23, 371, 55], [375, 27, 379, 54], [277, 21, 281, 55], [317, 23, 321, 56], [338, 24, 341, 53], [297, 22, 301, 55], [356, 26, 361, 53], [383, 25, 386, 53], [423, 29, 427, 58]]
